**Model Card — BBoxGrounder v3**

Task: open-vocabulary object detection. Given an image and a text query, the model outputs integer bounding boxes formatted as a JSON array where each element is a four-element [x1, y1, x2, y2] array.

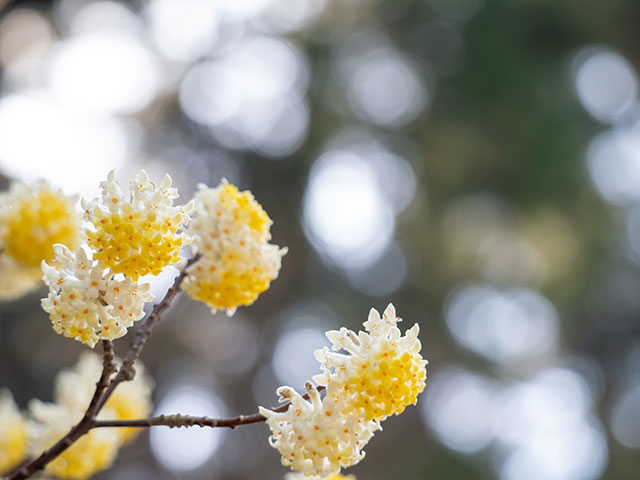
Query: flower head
[[314, 304, 427, 422], [0, 180, 82, 267], [55, 352, 153, 444], [0, 255, 42, 302], [0, 390, 28, 475], [29, 400, 119, 480], [259, 382, 379, 477], [183, 180, 287, 314], [42, 245, 154, 347], [83, 170, 193, 280]]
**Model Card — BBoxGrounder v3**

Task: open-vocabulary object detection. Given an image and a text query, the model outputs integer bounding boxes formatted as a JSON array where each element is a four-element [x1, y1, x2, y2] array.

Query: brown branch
[[91, 386, 327, 431], [96, 254, 200, 412], [86, 340, 116, 416], [8, 341, 116, 480], [93, 413, 266, 429]]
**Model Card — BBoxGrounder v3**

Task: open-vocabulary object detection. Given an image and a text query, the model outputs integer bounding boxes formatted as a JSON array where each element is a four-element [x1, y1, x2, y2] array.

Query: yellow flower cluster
[[0, 255, 42, 302], [83, 170, 193, 281], [0, 390, 28, 475], [29, 353, 153, 479], [0, 180, 81, 301], [29, 399, 119, 480], [0, 181, 82, 267], [262, 305, 427, 477], [55, 353, 153, 444], [315, 304, 427, 422], [183, 180, 287, 314]]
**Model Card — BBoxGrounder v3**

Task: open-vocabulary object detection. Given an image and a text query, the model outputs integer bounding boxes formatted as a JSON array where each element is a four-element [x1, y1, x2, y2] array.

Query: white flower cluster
[[261, 305, 427, 477], [183, 180, 287, 314], [260, 382, 379, 477], [42, 245, 153, 348]]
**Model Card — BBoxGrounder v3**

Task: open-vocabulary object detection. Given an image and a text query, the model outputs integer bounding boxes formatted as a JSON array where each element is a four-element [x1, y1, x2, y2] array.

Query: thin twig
[[96, 254, 200, 412], [86, 340, 116, 416], [93, 413, 266, 429]]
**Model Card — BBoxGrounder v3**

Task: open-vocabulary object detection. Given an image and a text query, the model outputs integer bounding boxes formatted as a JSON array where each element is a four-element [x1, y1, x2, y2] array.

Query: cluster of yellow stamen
[[83, 170, 192, 280], [184, 180, 286, 314], [217, 181, 271, 240], [334, 345, 426, 422], [0, 180, 81, 268]]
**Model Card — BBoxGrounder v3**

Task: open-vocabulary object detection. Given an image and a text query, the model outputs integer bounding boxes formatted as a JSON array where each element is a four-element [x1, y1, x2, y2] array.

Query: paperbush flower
[[42, 245, 154, 347], [83, 170, 193, 280], [0, 390, 28, 475], [260, 382, 379, 477], [263, 305, 427, 477], [285, 474, 356, 480], [183, 180, 287, 314], [0, 255, 42, 301], [55, 352, 153, 444], [0, 180, 81, 267], [314, 304, 427, 422], [29, 400, 119, 480]]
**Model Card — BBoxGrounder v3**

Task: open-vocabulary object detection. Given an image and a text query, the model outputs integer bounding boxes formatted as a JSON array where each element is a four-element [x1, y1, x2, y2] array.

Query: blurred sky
[[1, 0, 640, 479]]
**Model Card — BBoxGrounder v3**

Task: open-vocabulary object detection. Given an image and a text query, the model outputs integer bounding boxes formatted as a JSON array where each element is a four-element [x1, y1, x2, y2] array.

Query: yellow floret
[[339, 343, 427, 422], [86, 209, 184, 280], [2, 187, 80, 267], [218, 182, 271, 240], [0, 393, 28, 475]]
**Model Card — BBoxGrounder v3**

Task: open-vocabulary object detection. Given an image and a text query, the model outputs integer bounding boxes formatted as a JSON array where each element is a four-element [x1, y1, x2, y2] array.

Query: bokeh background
[[1, 0, 639, 479]]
